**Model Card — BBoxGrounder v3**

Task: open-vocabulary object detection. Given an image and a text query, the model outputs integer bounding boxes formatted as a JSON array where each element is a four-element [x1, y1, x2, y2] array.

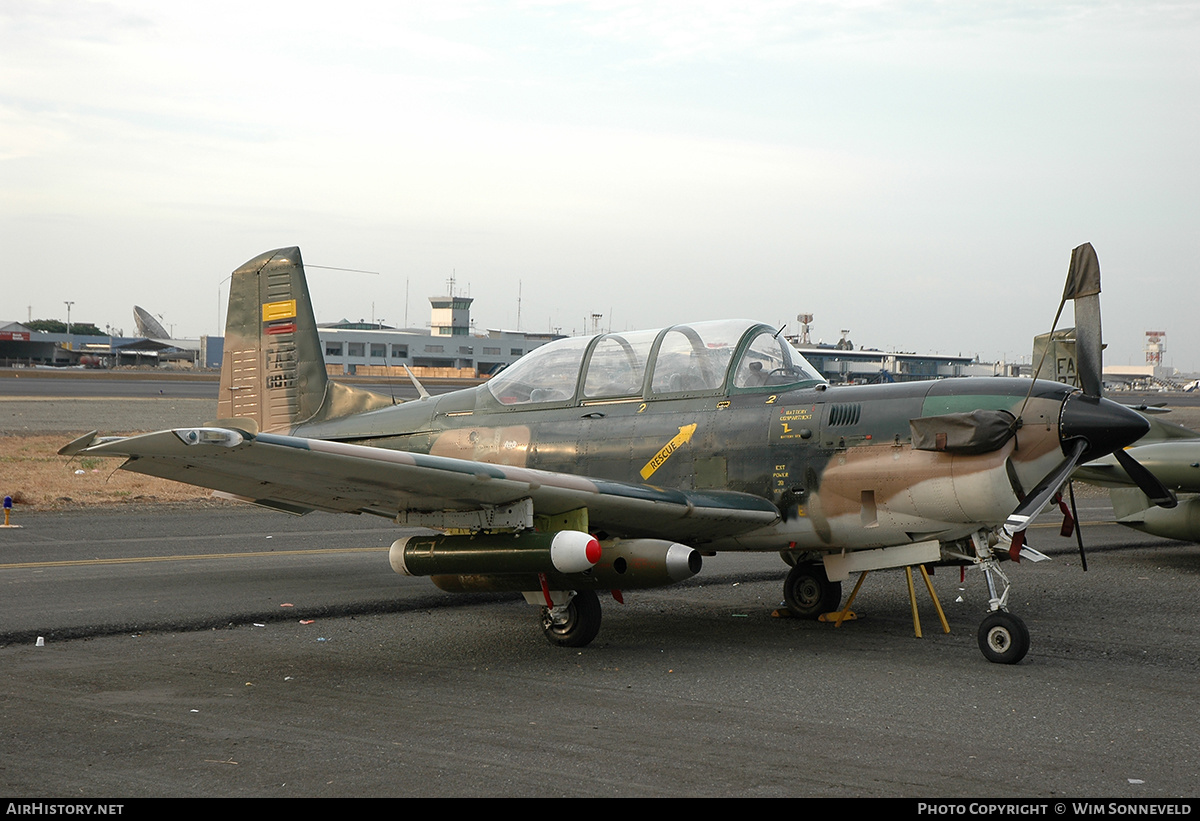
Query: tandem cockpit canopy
[[487, 319, 826, 407]]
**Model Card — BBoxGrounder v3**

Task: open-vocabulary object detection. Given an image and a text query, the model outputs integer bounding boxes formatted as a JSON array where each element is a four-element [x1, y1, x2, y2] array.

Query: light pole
[[64, 301, 74, 336], [217, 275, 232, 335]]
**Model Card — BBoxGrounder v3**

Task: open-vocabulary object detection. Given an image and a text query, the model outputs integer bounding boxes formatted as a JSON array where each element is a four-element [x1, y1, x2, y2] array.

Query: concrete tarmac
[[2, 505, 1199, 798], [2, 372, 1199, 798], [0, 370, 469, 433]]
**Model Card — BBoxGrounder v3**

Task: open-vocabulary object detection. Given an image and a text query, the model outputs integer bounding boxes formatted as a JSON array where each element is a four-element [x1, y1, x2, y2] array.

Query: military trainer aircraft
[[1074, 421, 1200, 542], [1031, 328, 1199, 544], [61, 243, 1177, 664]]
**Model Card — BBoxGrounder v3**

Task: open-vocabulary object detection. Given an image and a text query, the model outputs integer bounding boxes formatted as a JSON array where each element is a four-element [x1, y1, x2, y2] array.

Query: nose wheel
[[977, 610, 1030, 664], [968, 530, 1033, 664]]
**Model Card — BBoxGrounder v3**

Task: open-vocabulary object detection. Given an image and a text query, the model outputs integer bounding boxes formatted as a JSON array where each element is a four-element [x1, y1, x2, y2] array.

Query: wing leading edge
[[73, 427, 780, 542]]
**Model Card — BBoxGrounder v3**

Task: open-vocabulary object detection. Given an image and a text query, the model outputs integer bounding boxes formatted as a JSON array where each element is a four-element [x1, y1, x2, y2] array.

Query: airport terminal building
[[316, 291, 563, 377], [0, 293, 563, 378], [5, 304, 1192, 389], [1, 313, 992, 383]]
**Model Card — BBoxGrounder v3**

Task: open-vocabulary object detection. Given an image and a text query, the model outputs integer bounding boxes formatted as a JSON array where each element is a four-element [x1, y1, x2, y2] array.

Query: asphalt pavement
[[2, 504, 1199, 798], [1, 372, 1198, 798]]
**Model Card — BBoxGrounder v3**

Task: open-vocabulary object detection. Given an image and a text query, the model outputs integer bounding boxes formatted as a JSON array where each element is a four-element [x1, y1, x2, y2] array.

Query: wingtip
[[58, 430, 98, 457]]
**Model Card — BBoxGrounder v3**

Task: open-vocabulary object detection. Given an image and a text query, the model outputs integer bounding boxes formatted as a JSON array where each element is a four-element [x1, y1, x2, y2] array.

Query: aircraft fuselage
[[294, 375, 1075, 553]]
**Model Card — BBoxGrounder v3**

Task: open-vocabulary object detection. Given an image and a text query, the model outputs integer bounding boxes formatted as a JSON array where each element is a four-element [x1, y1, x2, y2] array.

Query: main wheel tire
[[783, 563, 842, 619], [540, 589, 602, 648], [977, 611, 1030, 664]]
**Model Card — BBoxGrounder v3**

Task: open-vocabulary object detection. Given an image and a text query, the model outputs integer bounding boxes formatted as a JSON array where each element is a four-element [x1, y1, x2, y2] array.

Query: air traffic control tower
[[430, 287, 473, 337]]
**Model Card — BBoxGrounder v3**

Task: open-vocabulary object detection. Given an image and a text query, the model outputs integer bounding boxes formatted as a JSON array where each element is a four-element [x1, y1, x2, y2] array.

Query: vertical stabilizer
[[1031, 328, 1079, 388], [215, 247, 392, 433]]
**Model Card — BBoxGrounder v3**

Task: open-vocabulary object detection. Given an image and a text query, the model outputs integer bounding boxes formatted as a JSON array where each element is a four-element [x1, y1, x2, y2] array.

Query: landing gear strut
[[971, 530, 1031, 664], [783, 563, 842, 619], [540, 589, 602, 648]]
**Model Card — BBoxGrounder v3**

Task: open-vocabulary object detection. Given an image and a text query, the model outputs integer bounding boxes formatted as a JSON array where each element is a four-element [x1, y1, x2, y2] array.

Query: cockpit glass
[[582, 329, 658, 399], [650, 320, 744, 394], [733, 330, 824, 389], [487, 320, 824, 406], [486, 336, 591, 405]]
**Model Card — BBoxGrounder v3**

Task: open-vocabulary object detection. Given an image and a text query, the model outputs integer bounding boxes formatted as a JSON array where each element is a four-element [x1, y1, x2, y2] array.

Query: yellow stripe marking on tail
[[262, 299, 297, 322]]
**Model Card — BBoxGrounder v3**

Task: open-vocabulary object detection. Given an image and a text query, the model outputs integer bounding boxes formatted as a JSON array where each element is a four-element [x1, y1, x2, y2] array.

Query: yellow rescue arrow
[[640, 423, 698, 480]]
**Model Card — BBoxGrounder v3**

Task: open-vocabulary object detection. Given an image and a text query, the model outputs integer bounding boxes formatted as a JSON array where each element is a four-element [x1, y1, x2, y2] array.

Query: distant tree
[[27, 319, 106, 336]]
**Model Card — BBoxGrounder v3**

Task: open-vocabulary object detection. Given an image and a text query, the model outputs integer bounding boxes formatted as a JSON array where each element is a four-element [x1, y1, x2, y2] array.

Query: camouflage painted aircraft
[[1074, 420, 1200, 542], [61, 243, 1177, 664], [1032, 330, 1200, 543]]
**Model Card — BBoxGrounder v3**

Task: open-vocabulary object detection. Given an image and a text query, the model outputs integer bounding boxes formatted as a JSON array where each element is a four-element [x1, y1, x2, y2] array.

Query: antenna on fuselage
[[404, 365, 432, 401]]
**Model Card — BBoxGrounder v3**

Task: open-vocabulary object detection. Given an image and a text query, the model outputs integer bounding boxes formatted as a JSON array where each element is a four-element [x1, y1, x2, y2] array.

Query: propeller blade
[[1049, 485, 1087, 570], [1068, 482, 1087, 572], [1053, 491, 1075, 538], [1020, 242, 1103, 419], [1074, 295, 1102, 398], [1062, 242, 1102, 301], [1005, 439, 1088, 537], [1065, 243, 1103, 398], [1113, 447, 1178, 509]]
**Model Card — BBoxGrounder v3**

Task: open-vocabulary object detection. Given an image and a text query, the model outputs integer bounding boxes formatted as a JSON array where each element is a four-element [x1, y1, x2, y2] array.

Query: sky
[[2, 0, 1198, 371]]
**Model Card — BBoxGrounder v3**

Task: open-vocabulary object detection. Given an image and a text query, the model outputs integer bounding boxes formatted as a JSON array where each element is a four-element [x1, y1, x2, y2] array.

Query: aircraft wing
[[65, 427, 780, 542]]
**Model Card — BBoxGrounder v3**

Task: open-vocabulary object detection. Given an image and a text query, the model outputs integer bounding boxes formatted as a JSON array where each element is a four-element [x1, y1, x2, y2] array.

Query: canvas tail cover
[[214, 247, 393, 433]]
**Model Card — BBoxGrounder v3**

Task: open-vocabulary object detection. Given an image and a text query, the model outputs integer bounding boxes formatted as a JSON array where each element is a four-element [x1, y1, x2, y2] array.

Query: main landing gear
[[782, 535, 1034, 665], [540, 589, 602, 648], [782, 563, 842, 619]]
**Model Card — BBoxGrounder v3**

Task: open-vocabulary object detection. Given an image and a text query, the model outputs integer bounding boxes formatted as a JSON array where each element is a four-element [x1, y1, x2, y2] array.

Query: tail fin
[[215, 247, 392, 433], [1031, 328, 1080, 388]]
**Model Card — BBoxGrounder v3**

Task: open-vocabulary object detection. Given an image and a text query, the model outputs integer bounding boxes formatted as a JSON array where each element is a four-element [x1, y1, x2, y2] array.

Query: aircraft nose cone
[[1059, 393, 1149, 461]]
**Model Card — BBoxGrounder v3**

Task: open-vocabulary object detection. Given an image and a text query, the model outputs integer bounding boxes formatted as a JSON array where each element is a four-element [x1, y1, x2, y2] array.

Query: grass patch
[[0, 434, 217, 511]]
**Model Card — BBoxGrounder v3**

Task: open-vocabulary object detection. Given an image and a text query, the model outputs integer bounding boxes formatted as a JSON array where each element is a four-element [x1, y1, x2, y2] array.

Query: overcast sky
[[3, 1, 1197, 371]]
